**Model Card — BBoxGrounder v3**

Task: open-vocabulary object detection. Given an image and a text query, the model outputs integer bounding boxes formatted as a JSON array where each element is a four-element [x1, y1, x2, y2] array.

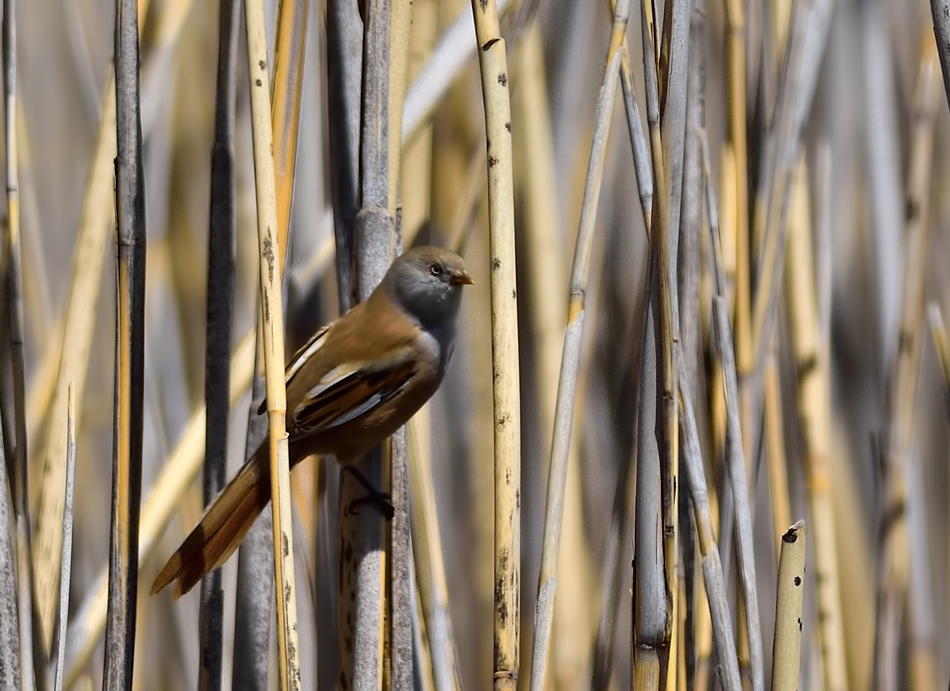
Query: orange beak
[[450, 270, 474, 286]]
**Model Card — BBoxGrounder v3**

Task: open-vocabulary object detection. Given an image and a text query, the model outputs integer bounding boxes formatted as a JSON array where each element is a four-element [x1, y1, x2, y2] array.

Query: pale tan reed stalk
[[271, 0, 309, 272], [724, 0, 753, 472], [469, 0, 522, 686], [244, 0, 301, 686], [770, 521, 806, 691]]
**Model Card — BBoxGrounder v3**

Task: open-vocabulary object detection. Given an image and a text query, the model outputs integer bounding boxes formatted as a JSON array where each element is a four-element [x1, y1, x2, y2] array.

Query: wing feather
[[292, 350, 417, 434]]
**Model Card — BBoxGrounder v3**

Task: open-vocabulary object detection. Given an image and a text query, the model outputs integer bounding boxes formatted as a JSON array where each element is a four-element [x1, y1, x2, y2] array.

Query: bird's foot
[[344, 466, 395, 521]]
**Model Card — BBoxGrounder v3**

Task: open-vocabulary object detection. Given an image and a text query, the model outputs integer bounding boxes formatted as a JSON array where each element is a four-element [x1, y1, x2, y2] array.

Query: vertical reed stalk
[[337, 0, 396, 685], [0, 424, 19, 691], [102, 0, 147, 685], [770, 521, 805, 691], [724, 0, 753, 471], [470, 0, 522, 686], [272, 0, 309, 269], [387, 7, 414, 686], [244, 0, 301, 685], [198, 0, 240, 687], [639, 3, 679, 682]]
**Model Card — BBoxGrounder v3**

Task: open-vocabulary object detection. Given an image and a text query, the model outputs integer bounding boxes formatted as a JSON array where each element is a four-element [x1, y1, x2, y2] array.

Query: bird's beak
[[450, 270, 474, 286]]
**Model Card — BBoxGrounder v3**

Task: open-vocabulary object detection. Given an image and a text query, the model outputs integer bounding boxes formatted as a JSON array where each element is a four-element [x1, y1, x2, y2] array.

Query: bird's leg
[[343, 466, 394, 521]]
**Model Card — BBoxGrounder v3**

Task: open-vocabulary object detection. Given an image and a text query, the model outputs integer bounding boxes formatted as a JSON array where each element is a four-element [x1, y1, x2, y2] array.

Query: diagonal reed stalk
[[52, 383, 77, 691], [198, 0, 240, 687], [528, 0, 628, 688], [102, 0, 147, 685], [770, 521, 806, 691], [469, 0, 522, 686], [704, 133, 764, 691], [678, 360, 741, 691], [243, 0, 302, 686]]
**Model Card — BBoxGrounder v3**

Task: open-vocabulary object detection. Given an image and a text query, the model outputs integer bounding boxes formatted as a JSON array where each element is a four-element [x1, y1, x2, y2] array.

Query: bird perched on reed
[[151, 246, 473, 598]]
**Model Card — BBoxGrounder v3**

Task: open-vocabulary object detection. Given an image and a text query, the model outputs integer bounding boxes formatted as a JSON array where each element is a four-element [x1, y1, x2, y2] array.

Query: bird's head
[[386, 246, 473, 328]]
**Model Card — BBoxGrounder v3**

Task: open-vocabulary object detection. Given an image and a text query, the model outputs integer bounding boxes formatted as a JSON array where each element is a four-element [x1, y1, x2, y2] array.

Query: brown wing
[[292, 350, 418, 434]]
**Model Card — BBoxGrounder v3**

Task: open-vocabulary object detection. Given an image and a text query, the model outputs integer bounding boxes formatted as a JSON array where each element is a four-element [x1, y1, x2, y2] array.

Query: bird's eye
[[429, 264, 443, 276]]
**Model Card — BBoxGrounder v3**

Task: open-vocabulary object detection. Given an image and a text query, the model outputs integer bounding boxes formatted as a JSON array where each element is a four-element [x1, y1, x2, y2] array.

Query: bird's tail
[[151, 441, 271, 599]]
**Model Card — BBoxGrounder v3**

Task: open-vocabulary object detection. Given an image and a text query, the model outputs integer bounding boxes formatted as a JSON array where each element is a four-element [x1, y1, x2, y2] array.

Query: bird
[[151, 246, 473, 598]]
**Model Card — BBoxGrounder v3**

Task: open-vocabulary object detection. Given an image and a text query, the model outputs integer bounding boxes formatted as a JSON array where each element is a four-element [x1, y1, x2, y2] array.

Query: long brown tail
[[151, 442, 271, 599]]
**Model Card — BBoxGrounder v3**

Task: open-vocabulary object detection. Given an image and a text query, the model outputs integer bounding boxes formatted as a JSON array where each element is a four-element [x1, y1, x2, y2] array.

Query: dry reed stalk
[[709, 218, 764, 691], [2, 1, 36, 685], [409, 408, 462, 691], [412, 558, 437, 691], [0, 424, 19, 690], [678, 369, 741, 691], [641, 3, 681, 684], [386, 8, 414, 686], [745, 5, 807, 507], [633, 5, 669, 686], [723, 0, 753, 472], [927, 304, 950, 422], [244, 0, 301, 686], [102, 0, 147, 684], [770, 521, 805, 691], [932, 0, 950, 109], [874, 34, 939, 691], [528, 0, 627, 687], [763, 339, 790, 566], [337, 0, 398, 685], [1, 0, 25, 542], [784, 154, 848, 691], [271, 0, 309, 272], [468, 0, 522, 686], [62, 329, 256, 688], [198, 0, 240, 687], [52, 383, 77, 691]]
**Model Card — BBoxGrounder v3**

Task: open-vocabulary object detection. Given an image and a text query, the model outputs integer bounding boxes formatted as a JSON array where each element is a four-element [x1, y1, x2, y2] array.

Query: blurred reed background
[[2, 0, 950, 689]]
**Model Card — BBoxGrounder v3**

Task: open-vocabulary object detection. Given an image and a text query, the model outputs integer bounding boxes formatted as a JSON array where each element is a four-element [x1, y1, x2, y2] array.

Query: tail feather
[[151, 444, 270, 598]]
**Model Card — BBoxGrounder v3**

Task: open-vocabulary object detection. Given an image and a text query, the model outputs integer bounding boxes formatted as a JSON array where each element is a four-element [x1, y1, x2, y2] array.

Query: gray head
[[384, 246, 473, 330]]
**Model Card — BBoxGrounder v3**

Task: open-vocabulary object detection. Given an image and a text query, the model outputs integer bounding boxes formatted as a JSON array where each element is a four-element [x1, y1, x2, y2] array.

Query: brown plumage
[[151, 247, 472, 598]]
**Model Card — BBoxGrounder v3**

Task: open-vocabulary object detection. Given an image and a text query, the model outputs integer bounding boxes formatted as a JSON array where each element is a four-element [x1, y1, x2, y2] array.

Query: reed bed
[[6, 1, 950, 690]]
